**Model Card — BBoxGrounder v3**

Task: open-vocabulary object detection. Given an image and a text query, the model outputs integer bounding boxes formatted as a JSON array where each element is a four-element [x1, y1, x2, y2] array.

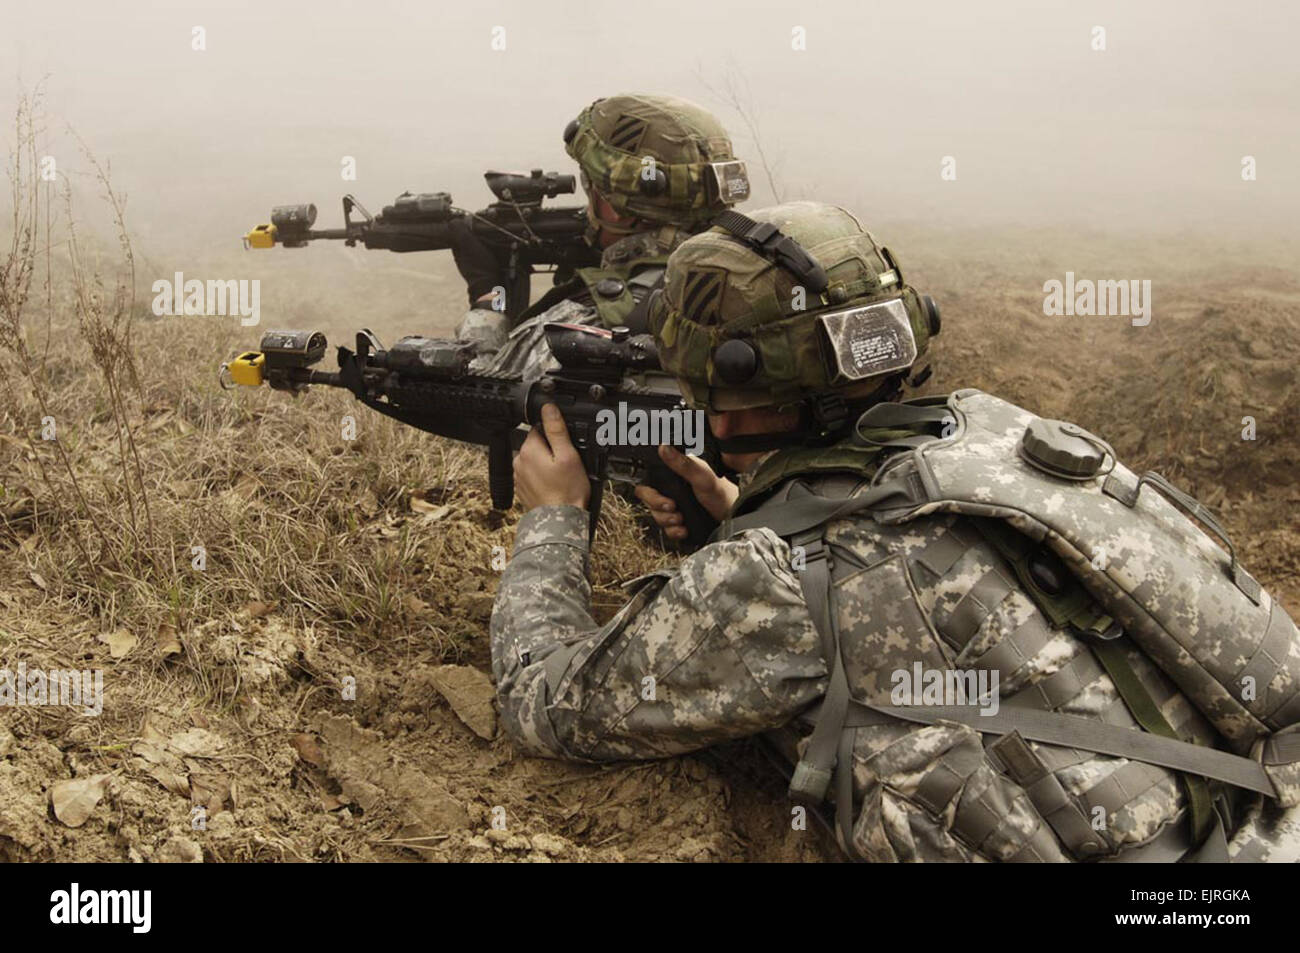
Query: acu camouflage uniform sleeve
[[490, 504, 827, 761], [461, 298, 597, 377], [454, 308, 510, 366], [490, 505, 1068, 862]]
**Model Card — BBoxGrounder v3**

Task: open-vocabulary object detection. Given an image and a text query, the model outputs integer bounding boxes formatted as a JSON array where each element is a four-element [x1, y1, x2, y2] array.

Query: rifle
[[243, 169, 600, 321], [220, 322, 720, 545]]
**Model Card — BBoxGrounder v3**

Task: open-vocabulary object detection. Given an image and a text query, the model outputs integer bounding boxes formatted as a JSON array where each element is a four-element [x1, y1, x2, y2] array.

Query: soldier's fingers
[[539, 403, 576, 457], [659, 444, 715, 489], [516, 426, 549, 466], [634, 484, 677, 513]]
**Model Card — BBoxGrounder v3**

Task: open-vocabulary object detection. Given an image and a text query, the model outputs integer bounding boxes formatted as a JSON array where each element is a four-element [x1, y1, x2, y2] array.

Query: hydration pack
[[717, 389, 1300, 859]]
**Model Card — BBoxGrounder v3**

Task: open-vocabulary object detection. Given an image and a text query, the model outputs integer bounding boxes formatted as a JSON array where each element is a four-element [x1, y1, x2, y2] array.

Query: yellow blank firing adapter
[[243, 223, 277, 250], [223, 351, 266, 387]]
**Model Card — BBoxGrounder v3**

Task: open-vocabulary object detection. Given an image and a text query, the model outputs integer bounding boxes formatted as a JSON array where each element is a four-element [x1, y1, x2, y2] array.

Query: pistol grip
[[646, 456, 721, 548]]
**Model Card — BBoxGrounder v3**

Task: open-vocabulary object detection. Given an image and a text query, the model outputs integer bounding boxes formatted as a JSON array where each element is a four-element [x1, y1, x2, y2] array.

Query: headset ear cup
[[921, 294, 941, 336], [639, 166, 668, 197], [563, 119, 580, 146], [713, 339, 759, 386]]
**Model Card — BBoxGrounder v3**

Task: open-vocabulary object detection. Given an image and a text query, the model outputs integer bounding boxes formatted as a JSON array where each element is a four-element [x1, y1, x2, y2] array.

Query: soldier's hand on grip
[[634, 445, 737, 541], [515, 404, 592, 510]]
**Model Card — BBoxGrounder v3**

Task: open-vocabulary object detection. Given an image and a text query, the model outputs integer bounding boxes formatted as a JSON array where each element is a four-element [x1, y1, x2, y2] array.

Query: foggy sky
[[4, 0, 1298, 258]]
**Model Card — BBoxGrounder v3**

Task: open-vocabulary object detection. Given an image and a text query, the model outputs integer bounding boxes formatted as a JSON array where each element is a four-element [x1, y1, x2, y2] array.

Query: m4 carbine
[[243, 169, 599, 321], [220, 322, 719, 545]]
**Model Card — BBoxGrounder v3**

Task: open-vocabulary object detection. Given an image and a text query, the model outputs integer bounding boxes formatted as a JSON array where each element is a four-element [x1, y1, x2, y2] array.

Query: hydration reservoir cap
[[1020, 418, 1107, 479]]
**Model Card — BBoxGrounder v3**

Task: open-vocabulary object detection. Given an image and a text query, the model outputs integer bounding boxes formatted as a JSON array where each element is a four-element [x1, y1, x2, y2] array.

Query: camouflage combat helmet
[[651, 201, 941, 421], [563, 93, 750, 229]]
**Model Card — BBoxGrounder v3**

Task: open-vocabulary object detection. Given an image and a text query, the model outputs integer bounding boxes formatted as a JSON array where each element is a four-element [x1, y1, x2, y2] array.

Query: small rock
[[66, 724, 91, 744], [530, 833, 568, 856], [98, 629, 138, 659], [429, 665, 497, 740], [154, 836, 203, 863], [207, 812, 237, 835]]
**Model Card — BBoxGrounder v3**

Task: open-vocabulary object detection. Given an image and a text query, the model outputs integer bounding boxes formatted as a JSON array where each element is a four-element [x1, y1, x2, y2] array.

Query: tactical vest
[[718, 389, 1300, 862], [518, 228, 676, 332]]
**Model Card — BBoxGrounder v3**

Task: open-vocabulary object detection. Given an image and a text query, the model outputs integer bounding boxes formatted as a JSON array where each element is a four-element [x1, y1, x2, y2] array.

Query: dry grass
[[1, 95, 1295, 864]]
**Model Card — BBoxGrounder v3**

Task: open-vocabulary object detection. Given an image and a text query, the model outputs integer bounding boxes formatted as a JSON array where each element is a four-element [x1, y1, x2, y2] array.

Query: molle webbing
[[713, 465, 921, 543], [738, 390, 1300, 862], [916, 390, 1300, 749], [516, 260, 668, 330], [973, 514, 1218, 841], [987, 732, 1115, 857]]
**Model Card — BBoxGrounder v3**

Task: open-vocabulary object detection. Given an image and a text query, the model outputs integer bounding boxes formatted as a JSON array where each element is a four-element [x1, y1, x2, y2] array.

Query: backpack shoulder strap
[[787, 522, 862, 857]]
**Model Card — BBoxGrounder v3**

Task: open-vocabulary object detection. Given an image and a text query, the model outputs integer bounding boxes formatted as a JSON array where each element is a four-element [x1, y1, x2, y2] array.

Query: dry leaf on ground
[[50, 774, 110, 827]]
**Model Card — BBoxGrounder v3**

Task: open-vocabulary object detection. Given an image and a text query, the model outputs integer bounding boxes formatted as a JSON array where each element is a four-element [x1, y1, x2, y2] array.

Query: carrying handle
[[1105, 470, 1260, 603]]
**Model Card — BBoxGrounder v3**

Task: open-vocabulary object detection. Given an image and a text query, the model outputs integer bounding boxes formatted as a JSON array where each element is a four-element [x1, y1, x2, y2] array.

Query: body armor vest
[[518, 227, 680, 332]]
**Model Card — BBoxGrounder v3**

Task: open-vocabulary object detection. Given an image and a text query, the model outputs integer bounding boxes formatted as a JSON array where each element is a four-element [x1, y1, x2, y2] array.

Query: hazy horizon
[[4, 0, 1298, 265]]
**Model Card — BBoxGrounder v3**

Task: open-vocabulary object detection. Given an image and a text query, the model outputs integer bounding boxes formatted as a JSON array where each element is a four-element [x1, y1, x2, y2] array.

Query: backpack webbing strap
[[852, 401, 955, 433], [835, 703, 1277, 797], [986, 731, 1116, 857], [1091, 638, 1216, 847], [852, 403, 956, 451], [787, 537, 845, 778], [973, 516, 1219, 845], [1187, 810, 1232, 863]]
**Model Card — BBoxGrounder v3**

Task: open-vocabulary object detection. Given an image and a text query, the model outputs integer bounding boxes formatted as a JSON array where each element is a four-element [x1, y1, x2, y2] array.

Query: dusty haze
[[5, 0, 1298, 259]]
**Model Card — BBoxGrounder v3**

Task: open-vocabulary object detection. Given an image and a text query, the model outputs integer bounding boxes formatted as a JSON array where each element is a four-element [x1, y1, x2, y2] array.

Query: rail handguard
[[242, 169, 598, 321], [221, 323, 720, 545]]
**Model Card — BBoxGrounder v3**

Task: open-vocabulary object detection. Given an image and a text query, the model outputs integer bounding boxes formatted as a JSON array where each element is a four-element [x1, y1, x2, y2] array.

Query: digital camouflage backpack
[[654, 201, 1300, 860]]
